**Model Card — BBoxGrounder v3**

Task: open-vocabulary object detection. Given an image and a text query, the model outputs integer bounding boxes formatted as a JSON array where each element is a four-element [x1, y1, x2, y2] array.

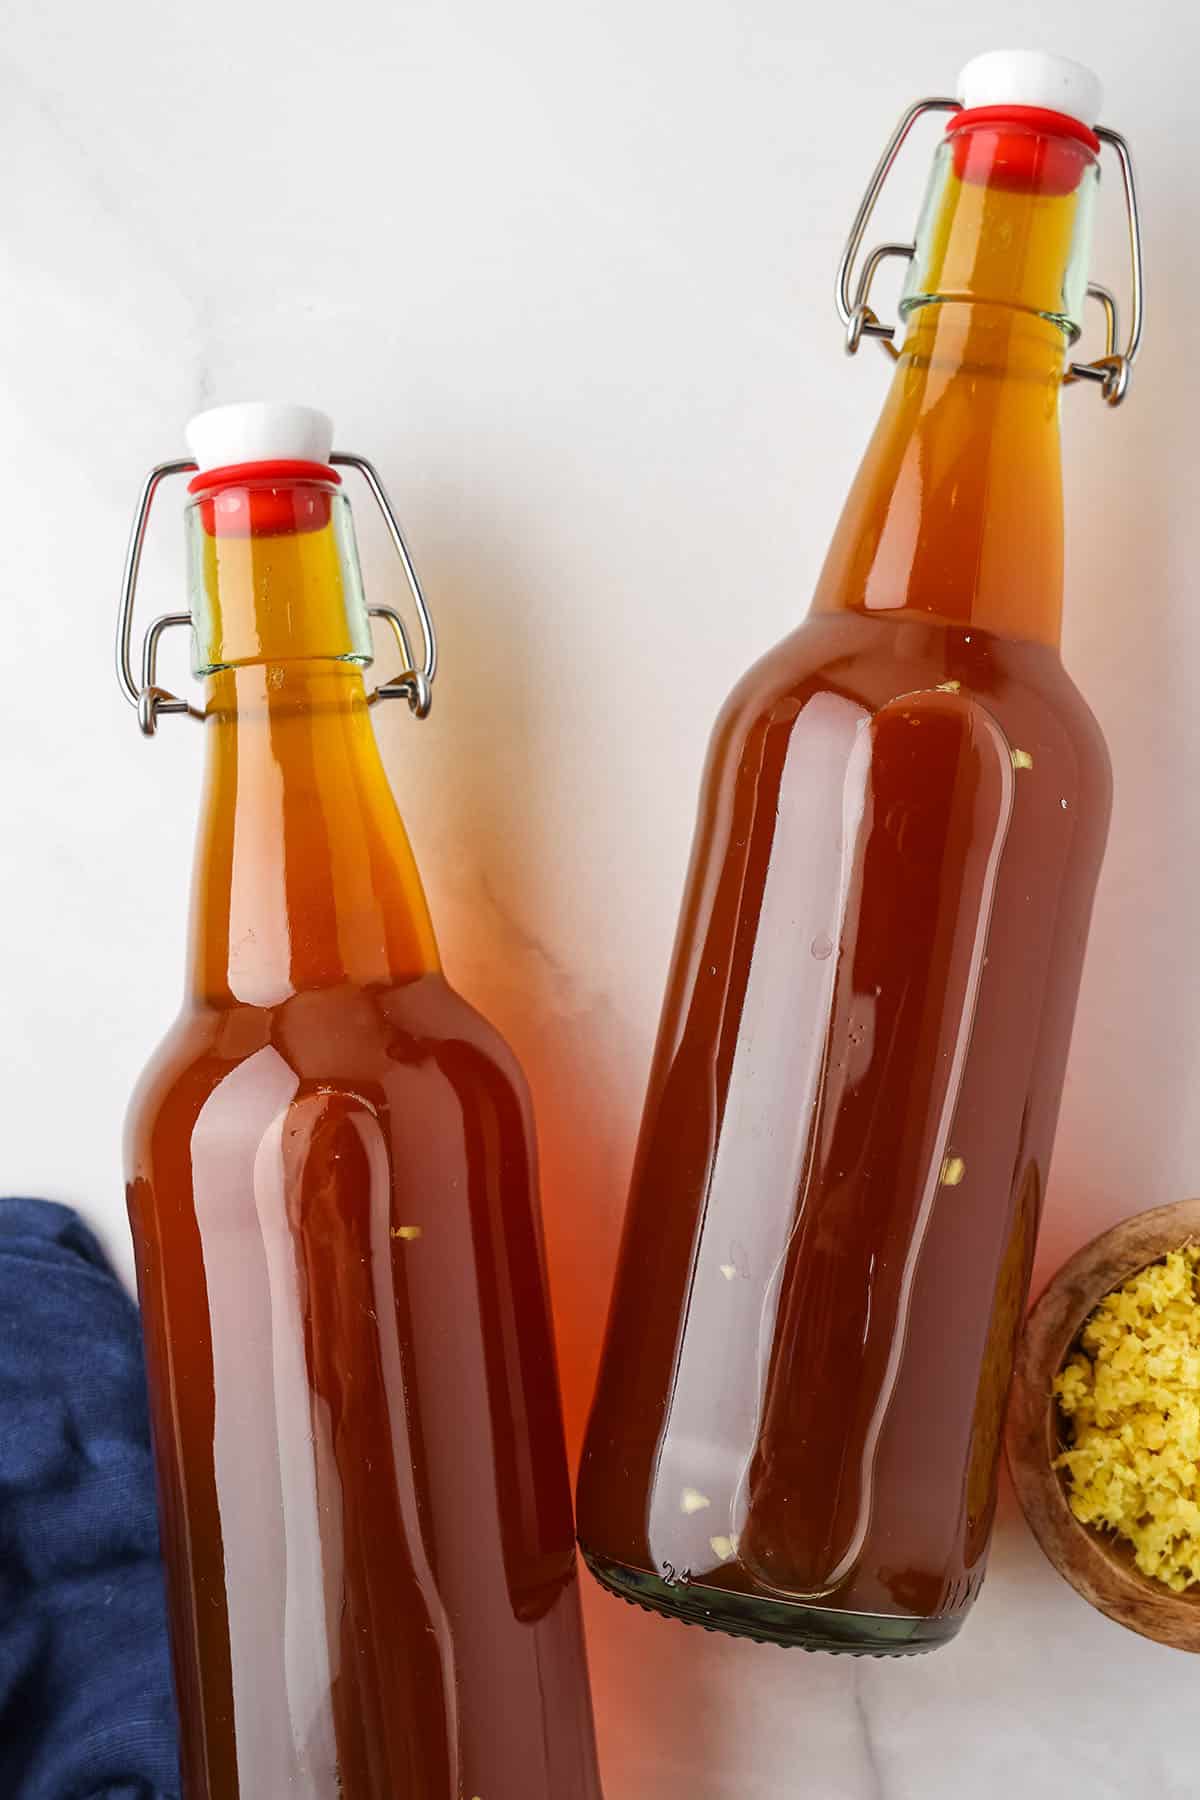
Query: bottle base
[[581, 1547, 962, 1656]]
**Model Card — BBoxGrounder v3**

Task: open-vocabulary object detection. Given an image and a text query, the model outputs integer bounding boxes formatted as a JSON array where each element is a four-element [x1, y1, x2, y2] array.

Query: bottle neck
[[814, 116, 1099, 647], [185, 480, 439, 1007]]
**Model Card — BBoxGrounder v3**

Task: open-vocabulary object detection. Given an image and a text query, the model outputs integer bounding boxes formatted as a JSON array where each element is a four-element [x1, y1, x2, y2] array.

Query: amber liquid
[[578, 134, 1112, 1650], [127, 510, 602, 1793]]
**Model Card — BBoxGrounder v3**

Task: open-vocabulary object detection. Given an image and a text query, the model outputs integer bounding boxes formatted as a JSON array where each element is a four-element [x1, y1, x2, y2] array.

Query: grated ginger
[[1055, 1245, 1200, 1592]]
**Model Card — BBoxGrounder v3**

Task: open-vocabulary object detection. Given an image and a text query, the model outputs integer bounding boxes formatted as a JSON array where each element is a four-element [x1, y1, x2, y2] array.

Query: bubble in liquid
[[811, 932, 834, 961]]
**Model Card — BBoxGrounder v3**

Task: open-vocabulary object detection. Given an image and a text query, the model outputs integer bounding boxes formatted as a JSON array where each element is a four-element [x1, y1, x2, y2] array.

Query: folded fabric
[[0, 1197, 179, 1799]]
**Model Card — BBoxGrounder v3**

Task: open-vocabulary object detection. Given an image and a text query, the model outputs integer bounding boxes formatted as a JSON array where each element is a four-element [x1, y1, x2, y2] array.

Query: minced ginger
[[1055, 1245, 1200, 1592]]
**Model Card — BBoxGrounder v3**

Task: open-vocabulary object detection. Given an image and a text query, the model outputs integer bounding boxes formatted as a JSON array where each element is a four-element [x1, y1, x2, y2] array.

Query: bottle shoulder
[[711, 612, 1110, 802], [127, 973, 531, 1156]]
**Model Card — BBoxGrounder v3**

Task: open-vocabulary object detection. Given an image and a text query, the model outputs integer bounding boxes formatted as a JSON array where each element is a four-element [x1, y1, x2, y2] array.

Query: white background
[[2, 3, 1197, 1795]]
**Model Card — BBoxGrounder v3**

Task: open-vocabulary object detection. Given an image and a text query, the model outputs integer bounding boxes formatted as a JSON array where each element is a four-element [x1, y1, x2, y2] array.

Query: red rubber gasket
[[947, 105, 1100, 153], [188, 461, 342, 539], [187, 458, 341, 494], [946, 105, 1100, 196]]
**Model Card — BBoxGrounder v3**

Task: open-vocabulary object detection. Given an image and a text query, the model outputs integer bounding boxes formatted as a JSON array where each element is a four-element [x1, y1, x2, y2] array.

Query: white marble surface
[[1, 2, 1197, 1794]]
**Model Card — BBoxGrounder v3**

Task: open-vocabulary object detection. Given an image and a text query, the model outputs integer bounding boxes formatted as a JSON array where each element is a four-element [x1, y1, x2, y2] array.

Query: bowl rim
[[1006, 1195, 1200, 1652]]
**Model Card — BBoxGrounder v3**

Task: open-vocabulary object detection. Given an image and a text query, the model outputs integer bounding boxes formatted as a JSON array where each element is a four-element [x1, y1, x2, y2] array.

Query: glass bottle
[[120, 406, 603, 1795], [579, 54, 1139, 1653]]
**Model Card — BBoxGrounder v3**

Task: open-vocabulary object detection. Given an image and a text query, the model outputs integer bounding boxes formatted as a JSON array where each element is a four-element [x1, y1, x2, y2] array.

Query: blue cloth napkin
[[0, 1197, 179, 1799]]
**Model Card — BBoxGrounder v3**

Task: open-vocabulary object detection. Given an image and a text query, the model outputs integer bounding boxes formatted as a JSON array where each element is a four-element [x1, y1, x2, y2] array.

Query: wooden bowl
[[1006, 1197, 1200, 1651]]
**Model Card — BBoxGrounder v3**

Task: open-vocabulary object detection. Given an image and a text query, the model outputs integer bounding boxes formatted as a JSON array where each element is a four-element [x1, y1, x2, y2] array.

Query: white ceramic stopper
[[185, 401, 335, 473], [958, 50, 1103, 127]]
